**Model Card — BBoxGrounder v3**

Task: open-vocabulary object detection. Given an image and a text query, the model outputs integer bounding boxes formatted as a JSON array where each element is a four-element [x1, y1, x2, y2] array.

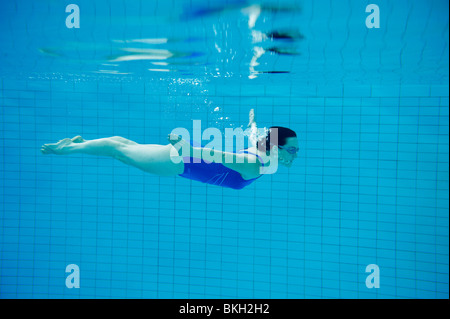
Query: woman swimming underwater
[[41, 110, 299, 190]]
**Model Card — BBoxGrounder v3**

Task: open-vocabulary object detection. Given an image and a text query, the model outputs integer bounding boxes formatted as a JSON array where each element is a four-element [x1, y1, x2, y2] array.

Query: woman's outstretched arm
[[168, 129, 261, 181]]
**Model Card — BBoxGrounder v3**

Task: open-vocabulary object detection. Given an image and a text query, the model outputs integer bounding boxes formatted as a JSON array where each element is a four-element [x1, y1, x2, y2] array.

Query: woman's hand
[[168, 134, 192, 156]]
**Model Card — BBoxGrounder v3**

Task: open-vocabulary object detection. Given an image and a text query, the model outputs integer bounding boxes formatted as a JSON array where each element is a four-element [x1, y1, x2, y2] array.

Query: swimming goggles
[[278, 145, 299, 154]]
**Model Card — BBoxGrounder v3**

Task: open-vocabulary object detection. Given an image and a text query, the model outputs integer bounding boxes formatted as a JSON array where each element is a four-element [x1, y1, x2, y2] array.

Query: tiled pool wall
[[0, 76, 448, 298]]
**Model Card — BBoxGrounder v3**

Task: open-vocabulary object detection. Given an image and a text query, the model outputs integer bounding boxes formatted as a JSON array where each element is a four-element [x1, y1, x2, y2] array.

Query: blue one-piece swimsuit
[[178, 144, 265, 190]]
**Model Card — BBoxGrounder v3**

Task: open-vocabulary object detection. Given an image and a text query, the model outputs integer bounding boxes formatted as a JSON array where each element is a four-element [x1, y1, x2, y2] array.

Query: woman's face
[[277, 137, 299, 167]]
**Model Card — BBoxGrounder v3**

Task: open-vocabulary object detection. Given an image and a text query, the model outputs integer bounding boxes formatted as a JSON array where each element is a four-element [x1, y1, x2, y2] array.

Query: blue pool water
[[0, 0, 448, 298]]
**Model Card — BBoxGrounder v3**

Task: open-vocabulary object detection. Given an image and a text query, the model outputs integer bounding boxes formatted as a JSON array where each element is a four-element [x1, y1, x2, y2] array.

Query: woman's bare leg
[[41, 136, 184, 176], [109, 136, 138, 145]]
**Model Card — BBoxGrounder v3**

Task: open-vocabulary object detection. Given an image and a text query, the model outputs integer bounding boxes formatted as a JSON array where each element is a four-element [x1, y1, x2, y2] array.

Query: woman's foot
[[41, 138, 73, 155]]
